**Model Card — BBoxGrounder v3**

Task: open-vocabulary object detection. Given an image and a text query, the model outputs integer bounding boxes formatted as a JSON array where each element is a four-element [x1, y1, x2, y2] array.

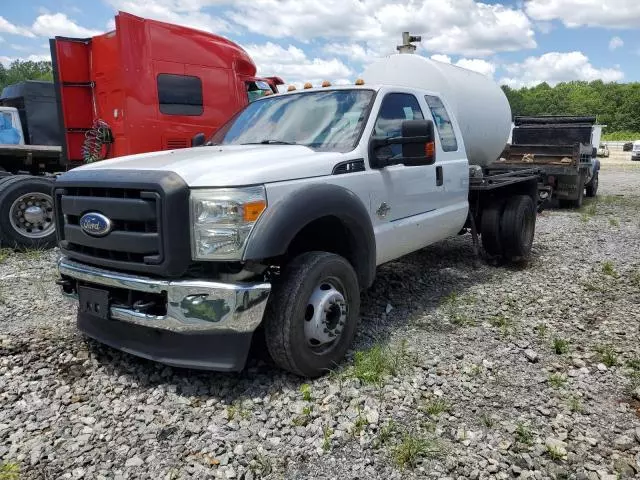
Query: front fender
[[243, 183, 376, 288]]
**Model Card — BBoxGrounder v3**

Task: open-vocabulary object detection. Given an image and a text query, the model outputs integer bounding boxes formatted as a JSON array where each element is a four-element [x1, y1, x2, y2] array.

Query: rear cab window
[[425, 95, 458, 152]]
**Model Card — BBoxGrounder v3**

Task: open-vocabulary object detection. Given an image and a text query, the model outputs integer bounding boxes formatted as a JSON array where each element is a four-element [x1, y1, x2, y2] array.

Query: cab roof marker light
[[303, 82, 313, 89], [321, 80, 331, 87], [355, 78, 365, 85], [287, 85, 297, 91]]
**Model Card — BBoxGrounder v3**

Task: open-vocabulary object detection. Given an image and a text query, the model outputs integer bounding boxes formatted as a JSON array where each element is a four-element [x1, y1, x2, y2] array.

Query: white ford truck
[[55, 35, 541, 377]]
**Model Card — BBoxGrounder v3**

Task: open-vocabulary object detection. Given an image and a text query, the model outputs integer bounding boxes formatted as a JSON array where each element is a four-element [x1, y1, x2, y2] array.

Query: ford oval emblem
[[79, 212, 113, 237]]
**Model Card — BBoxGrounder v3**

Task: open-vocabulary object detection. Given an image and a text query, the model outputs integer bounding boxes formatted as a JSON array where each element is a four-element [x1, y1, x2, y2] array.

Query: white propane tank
[[362, 54, 512, 167]]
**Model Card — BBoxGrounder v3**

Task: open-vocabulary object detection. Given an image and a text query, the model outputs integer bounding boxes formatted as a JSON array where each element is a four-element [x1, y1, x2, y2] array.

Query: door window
[[372, 93, 424, 162], [246, 80, 273, 102], [425, 95, 458, 152]]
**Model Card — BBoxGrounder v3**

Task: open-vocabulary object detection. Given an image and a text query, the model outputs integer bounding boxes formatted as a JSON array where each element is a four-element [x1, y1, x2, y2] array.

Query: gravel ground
[[2, 164, 640, 479]]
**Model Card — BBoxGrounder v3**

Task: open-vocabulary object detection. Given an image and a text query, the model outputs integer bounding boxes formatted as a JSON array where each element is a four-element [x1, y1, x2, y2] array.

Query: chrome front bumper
[[57, 257, 271, 334]]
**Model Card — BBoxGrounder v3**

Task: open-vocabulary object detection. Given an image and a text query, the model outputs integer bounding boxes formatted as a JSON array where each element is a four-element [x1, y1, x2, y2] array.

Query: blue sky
[[1, 0, 639, 88]]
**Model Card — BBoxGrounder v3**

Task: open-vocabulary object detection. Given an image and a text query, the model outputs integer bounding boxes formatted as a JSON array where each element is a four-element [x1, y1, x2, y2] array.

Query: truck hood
[[76, 145, 352, 186]]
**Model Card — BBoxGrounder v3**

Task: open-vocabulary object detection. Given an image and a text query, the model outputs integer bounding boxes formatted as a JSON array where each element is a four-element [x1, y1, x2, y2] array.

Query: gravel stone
[[2, 166, 640, 479], [524, 349, 539, 363]]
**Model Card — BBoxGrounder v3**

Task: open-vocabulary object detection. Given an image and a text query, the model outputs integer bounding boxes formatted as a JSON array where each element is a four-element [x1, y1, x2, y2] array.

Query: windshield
[[210, 89, 375, 153]]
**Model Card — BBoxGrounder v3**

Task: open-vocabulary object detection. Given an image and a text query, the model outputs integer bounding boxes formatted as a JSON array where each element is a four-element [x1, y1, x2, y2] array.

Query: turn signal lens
[[355, 78, 365, 85], [425, 141, 435, 158], [243, 200, 267, 222]]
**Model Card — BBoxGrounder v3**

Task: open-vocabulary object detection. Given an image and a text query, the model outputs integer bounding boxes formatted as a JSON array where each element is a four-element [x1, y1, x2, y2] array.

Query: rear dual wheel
[[480, 195, 536, 261], [263, 252, 360, 377]]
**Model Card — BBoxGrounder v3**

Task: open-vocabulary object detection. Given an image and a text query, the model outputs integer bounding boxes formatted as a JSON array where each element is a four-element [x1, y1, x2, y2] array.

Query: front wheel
[[263, 252, 360, 377], [0, 176, 56, 248]]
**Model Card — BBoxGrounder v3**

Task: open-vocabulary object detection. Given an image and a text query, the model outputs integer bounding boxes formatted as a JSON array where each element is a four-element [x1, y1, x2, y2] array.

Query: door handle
[[436, 166, 443, 186]]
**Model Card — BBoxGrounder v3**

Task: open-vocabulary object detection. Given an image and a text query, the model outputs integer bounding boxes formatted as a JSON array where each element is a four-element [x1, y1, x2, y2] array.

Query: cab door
[[367, 91, 442, 264]]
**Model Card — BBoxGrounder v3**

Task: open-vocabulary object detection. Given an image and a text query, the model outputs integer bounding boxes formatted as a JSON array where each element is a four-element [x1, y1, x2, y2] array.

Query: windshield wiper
[[242, 140, 297, 145]]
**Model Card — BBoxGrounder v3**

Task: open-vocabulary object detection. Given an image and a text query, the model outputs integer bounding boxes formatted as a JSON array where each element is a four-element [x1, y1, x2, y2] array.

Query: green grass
[[534, 323, 548, 339], [440, 292, 475, 326], [548, 373, 567, 389], [322, 426, 333, 452], [601, 261, 618, 277], [490, 314, 514, 336], [515, 423, 534, 445], [0, 462, 20, 480], [422, 398, 451, 417], [631, 271, 640, 287], [373, 420, 397, 449], [480, 413, 495, 428], [226, 402, 251, 421], [292, 406, 313, 427], [349, 341, 410, 385], [0, 248, 12, 264], [300, 383, 312, 402], [552, 337, 570, 355], [351, 407, 369, 436], [546, 444, 566, 461], [595, 344, 618, 367], [567, 396, 583, 413], [392, 432, 442, 469], [609, 218, 620, 227]]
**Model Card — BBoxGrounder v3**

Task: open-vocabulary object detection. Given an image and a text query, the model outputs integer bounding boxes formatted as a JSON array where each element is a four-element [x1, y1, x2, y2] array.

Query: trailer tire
[[0, 176, 56, 249], [263, 251, 360, 377], [500, 195, 536, 261], [480, 201, 505, 256], [585, 172, 599, 198]]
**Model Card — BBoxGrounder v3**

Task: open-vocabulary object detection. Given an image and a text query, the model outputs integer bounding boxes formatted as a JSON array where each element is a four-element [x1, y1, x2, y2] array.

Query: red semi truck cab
[[50, 11, 283, 166]]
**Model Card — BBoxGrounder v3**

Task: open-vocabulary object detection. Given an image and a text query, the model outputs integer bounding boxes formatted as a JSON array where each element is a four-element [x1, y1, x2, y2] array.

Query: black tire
[[500, 195, 536, 260], [480, 201, 505, 256], [263, 251, 360, 377], [0, 176, 56, 249], [585, 172, 599, 198]]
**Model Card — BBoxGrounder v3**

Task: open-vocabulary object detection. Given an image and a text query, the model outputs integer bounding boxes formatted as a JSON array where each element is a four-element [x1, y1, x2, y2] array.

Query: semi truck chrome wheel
[[0, 176, 57, 248], [9, 192, 55, 239], [304, 278, 347, 352], [264, 251, 360, 377]]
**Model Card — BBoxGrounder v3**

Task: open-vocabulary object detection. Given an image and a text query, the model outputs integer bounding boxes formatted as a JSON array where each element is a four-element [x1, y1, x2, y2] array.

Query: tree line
[[0, 60, 53, 91], [502, 82, 640, 140], [1, 60, 639, 140]]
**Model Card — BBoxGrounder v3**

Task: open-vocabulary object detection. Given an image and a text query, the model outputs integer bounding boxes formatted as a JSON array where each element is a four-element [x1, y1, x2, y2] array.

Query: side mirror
[[369, 119, 436, 168], [400, 119, 435, 165], [191, 132, 206, 147]]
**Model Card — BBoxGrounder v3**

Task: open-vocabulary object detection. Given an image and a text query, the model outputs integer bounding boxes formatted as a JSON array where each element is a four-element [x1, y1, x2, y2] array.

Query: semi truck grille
[[54, 170, 191, 277]]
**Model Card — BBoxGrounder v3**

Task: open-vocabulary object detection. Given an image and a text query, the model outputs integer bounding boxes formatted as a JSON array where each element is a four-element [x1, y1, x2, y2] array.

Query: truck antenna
[[397, 32, 422, 54]]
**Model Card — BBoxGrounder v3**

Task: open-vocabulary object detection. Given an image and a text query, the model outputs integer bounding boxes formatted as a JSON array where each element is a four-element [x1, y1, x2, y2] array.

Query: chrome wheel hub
[[9, 192, 55, 239], [304, 281, 347, 348]]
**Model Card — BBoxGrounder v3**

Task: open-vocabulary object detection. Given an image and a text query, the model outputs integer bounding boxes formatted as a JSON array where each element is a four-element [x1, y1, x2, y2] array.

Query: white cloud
[[430, 54, 496, 77], [0, 16, 35, 38], [230, 0, 536, 57], [609, 36, 624, 51], [500, 51, 624, 88], [31, 13, 102, 37], [0, 54, 51, 67], [525, 0, 640, 28], [105, 0, 231, 33], [244, 42, 353, 87]]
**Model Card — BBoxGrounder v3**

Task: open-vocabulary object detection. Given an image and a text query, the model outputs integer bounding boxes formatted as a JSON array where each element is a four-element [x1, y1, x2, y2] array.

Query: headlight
[[190, 186, 266, 260]]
